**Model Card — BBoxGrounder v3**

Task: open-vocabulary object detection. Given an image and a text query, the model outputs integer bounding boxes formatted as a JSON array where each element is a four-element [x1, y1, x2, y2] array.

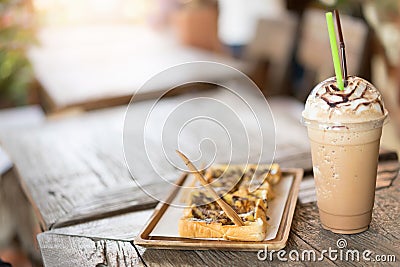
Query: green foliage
[[0, 0, 35, 106], [0, 49, 32, 104]]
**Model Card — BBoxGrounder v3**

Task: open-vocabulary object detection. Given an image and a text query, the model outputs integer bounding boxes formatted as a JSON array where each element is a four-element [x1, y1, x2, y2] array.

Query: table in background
[[29, 25, 248, 113]]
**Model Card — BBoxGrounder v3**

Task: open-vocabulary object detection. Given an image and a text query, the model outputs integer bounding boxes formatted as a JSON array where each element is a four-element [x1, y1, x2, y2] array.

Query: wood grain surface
[[37, 169, 399, 266], [51, 183, 167, 229], [37, 234, 143, 267], [0, 106, 130, 230]]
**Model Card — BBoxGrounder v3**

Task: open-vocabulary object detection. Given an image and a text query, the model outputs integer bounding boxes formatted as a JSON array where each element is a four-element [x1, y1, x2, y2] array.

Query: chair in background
[[245, 12, 299, 96], [295, 8, 369, 101]]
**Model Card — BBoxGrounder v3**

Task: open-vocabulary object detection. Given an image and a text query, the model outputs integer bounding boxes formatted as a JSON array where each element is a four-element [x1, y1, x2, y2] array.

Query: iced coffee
[[302, 76, 388, 234]]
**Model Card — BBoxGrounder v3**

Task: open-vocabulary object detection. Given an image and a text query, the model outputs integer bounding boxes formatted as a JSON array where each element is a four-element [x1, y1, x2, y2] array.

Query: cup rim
[[301, 114, 388, 131]]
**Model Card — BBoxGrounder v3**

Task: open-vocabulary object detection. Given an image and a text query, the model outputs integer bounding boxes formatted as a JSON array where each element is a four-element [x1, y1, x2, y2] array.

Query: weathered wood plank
[[50, 210, 153, 241], [37, 233, 143, 267], [52, 183, 166, 229], [0, 106, 131, 230]]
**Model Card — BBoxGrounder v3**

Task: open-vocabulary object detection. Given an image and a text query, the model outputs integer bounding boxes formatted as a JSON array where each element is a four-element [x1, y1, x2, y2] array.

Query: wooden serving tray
[[135, 168, 303, 251]]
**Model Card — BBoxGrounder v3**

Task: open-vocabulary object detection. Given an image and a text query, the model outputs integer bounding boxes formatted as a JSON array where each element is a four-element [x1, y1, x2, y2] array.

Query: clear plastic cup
[[303, 117, 386, 234], [302, 76, 388, 234]]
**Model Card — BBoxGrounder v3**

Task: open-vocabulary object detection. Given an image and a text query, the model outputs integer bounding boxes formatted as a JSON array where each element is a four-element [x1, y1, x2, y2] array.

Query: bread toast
[[179, 163, 281, 241]]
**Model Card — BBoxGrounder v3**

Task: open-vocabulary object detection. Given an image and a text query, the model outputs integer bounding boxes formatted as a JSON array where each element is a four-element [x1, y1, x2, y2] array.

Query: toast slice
[[179, 163, 281, 241]]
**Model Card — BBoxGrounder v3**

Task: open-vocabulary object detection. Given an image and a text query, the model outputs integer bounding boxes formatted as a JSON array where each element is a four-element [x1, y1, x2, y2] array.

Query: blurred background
[[0, 0, 399, 108], [0, 0, 399, 266]]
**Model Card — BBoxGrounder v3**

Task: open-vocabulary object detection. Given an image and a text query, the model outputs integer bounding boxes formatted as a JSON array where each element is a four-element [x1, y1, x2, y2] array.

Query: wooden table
[[29, 24, 248, 113], [1, 90, 399, 266], [36, 174, 399, 267]]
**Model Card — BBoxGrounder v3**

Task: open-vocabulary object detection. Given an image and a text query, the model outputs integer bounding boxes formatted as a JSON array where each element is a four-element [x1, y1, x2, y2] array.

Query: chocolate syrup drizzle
[[316, 77, 385, 118]]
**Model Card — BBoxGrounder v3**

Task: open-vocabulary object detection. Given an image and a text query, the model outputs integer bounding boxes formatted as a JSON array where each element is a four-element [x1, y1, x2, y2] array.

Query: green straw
[[326, 12, 344, 90]]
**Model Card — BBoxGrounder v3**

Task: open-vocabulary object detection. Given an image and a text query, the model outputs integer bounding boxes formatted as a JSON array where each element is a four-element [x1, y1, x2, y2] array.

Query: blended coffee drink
[[302, 76, 387, 234]]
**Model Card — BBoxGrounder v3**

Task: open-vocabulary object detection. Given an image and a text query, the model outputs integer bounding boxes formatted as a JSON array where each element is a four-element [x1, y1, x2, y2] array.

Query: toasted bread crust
[[179, 199, 268, 241], [178, 218, 267, 241]]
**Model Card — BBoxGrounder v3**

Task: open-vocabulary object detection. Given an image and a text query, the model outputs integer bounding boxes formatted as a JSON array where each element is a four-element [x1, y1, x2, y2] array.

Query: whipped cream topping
[[302, 76, 387, 123]]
